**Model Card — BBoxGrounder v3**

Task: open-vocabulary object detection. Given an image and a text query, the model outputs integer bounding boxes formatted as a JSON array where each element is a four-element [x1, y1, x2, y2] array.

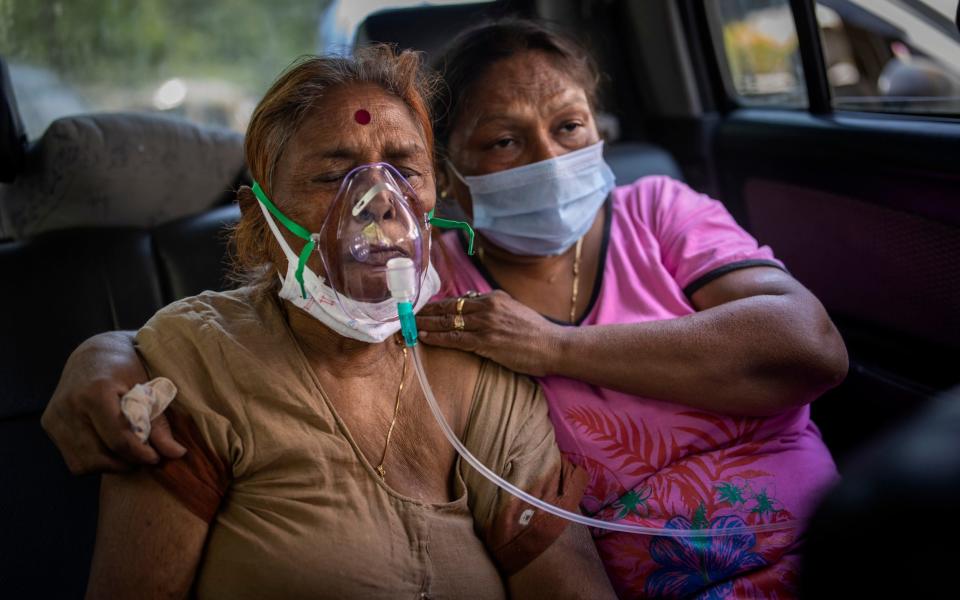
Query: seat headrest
[[355, 2, 497, 64], [0, 112, 244, 240], [0, 56, 28, 183]]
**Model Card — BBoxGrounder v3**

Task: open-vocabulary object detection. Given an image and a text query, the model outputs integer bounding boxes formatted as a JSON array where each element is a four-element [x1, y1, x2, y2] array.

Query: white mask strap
[[257, 198, 300, 266], [252, 185, 318, 299]]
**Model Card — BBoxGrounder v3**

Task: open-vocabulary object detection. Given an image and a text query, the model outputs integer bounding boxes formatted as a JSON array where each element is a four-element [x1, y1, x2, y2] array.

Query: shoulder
[[139, 286, 276, 343], [145, 286, 265, 325], [473, 359, 541, 405], [465, 359, 546, 445], [413, 346, 544, 439], [612, 175, 703, 218], [135, 289, 262, 474], [612, 175, 682, 205], [134, 286, 277, 410], [613, 176, 739, 248], [419, 344, 485, 430]]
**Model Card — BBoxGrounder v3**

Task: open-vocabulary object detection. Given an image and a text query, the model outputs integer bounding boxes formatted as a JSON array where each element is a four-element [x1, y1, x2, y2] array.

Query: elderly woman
[[76, 46, 614, 599], [46, 21, 847, 600]]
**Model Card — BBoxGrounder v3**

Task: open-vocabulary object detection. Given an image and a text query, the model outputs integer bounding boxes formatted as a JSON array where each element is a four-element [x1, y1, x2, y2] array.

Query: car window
[[817, 0, 960, 115], [708, 0, 809, 109], [708, 0, 960, 116], [0, 0, 483, 140]]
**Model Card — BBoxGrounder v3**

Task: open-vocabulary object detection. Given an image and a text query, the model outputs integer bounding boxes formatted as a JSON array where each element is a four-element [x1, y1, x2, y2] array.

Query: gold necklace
[[375, 344, 408, 480], [570, 235, 583, 322], [477, 236, 585, 322]]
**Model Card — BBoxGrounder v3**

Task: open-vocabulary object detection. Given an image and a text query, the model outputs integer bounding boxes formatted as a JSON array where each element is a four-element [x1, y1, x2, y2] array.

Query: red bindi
[[354, 109, 371, 125]]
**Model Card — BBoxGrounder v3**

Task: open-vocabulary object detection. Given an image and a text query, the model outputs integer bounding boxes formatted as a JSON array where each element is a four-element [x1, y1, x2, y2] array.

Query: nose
[[362, 194, 396, 222], [529, 130, 564, 164], [354, 184, 397, 223]]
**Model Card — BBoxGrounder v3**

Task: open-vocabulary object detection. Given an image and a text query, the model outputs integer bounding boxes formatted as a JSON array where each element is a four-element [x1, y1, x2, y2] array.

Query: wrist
[[540, 322, 575, 376]]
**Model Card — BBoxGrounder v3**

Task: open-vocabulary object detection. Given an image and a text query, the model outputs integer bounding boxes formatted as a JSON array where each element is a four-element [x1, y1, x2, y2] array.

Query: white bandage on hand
[[120, 377, 178, 442]]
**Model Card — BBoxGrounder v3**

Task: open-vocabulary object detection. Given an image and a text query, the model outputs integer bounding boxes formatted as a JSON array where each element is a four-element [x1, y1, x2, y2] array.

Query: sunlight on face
[[445, 50, 600, 216], [268, 83, 435, 299]]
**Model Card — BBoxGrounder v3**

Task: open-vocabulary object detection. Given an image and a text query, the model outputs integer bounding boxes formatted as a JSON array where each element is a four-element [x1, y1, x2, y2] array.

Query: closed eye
[[311, 172, 348, 184], [396, 166, 420, 178]]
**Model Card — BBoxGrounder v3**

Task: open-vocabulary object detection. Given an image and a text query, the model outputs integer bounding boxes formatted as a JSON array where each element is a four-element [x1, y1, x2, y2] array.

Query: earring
[[439, 188, 449, 199]]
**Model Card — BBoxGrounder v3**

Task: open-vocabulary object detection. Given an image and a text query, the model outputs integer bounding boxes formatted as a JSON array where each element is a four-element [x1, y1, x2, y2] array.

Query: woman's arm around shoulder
[[42, 331, 186, 475]]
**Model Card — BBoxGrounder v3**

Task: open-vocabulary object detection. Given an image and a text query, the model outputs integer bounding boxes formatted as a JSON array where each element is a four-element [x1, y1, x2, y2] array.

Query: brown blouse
[[135, 288, 586, 600]]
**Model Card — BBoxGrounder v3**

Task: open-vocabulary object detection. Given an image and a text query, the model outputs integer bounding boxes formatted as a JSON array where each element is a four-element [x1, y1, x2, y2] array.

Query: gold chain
[[570, 236, 584, 322], [477, 237, 585, 323], [375, 345, 408, 480]]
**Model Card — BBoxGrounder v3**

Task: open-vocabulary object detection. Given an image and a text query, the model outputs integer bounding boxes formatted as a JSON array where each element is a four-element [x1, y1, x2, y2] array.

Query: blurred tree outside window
[[0, 0, 330, 138], [0, 0, 476, 139], [711, 0, 808, 108]]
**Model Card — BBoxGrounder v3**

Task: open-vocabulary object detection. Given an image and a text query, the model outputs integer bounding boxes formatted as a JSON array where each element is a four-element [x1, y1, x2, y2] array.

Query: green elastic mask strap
[[428, 208, 475, 255], [251, 181, 316, 299]]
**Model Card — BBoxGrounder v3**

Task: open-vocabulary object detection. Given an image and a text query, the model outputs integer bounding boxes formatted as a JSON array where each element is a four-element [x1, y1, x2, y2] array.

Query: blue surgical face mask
[[448, 140, 615, 256]]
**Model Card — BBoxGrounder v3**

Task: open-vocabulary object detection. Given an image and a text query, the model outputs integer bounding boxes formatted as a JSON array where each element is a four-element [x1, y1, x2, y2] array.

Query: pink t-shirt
[[437, 176, 838, 598]]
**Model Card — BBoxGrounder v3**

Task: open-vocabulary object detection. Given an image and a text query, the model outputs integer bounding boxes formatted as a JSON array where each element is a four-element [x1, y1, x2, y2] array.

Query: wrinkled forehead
[[285, 83, 429, 166], [473, 52, 586, 105], [452, 51, 592, 135]]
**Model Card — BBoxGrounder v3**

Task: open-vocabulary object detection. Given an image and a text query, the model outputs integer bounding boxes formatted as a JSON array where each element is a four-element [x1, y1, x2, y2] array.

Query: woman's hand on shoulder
[[416, 290, 562, 377], [42, 331, 186, 475]]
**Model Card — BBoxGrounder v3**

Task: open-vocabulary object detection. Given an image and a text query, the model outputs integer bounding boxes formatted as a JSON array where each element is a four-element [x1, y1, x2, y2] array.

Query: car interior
[[1, 0, 958, 597]]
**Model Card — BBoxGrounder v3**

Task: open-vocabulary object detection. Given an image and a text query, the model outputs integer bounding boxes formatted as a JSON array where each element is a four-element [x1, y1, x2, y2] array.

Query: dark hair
[[432, 18, 601, 156]]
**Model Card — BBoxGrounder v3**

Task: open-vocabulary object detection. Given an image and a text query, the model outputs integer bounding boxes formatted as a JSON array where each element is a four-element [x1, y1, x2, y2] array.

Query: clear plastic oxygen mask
[[317, 163, 431, 324], [385, 260, 803, 539], [252, 162, 474, 343]]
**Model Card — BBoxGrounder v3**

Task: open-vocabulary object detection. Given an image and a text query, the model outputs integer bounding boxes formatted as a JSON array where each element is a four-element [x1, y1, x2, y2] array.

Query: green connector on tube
[[398, 301, 418, 347]]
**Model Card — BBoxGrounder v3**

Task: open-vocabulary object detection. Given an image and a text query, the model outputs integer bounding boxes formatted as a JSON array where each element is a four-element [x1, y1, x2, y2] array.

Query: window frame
[[694, 0, 960, 122], [701, 0, 812, 111], [791, 0, 832, 114]]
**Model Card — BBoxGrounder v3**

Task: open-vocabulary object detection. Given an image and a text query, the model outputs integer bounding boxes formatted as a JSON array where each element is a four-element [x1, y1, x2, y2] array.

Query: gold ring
[[454, 294, 469, 331]]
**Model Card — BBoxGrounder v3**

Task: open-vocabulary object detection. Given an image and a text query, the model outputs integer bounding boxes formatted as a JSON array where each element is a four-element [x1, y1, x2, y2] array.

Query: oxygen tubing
[[410, 343, 802, 538], [386, 257, 802, 538]]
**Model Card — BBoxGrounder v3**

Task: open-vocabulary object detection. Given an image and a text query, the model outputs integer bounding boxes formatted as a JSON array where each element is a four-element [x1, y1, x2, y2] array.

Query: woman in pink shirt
[[410, 20, 847, 598], [44, 20, 846, 600]]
